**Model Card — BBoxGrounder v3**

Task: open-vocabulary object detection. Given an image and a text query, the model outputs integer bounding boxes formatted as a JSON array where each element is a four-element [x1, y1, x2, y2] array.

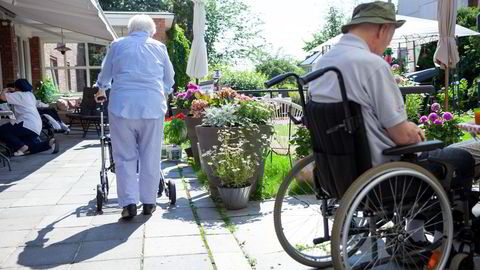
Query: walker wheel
[[158, 177, 165, 197], [96, 184, 104, 213], [449, 253, 472, 270], [167, 180, 176, 205]]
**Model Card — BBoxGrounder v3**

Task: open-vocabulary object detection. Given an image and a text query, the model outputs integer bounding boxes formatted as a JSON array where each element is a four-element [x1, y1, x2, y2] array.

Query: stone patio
[[0, 133, 319, 270]]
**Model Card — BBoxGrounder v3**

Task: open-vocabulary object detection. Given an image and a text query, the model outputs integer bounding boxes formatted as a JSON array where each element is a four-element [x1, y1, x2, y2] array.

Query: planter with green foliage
[[34, 78, 57, 104]]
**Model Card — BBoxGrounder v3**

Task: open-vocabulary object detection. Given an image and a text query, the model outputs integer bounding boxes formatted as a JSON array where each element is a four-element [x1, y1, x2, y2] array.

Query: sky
[[240, 0, 398, 61]]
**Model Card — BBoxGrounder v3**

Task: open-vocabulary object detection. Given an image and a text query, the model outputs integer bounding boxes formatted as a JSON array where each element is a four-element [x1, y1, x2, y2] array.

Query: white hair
[[128, 14, 156, 37]]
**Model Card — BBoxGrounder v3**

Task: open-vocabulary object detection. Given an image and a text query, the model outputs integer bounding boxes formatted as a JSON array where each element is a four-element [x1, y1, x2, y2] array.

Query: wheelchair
[[265, 68, 479, 269]]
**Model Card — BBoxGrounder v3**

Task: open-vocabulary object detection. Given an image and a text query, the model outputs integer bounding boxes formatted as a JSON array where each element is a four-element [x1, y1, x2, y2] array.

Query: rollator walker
[[265, 67, 480, 269], [95, 97, 176, 213]]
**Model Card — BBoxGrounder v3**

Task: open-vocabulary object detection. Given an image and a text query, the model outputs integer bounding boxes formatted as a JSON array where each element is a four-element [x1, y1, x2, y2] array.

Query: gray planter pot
[[185, 116, 204, 165], [217, 184, 251, 210], [196, 125, 272, 198]]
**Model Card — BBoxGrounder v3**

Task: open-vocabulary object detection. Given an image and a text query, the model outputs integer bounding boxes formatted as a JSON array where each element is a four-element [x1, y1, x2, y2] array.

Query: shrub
[[166, 24, 191, 90], [290, 126, 312, 159], [219, 69, 267, 90]]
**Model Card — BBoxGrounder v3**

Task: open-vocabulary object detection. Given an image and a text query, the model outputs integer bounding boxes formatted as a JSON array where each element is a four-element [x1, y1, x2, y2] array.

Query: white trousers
[[109, 113, 164, 207]]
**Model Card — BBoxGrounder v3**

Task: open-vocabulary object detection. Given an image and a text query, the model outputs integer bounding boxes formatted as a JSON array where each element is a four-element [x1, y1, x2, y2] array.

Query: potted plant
[[196, 97, 274, 197], [164, 113, 189, 159], [185, 92, 211, 164], [172, 83, 200, 116], [418, 102, 463, 146], [202, 128, 255, 210]]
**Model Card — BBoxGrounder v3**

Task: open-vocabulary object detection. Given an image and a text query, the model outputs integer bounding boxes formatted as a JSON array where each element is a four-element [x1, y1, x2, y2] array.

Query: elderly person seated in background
[[0, 79, 59, 156]]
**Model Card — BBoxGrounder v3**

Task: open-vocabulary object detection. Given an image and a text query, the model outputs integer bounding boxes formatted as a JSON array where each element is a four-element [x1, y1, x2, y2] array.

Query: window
[[43, 42, 106, 92]]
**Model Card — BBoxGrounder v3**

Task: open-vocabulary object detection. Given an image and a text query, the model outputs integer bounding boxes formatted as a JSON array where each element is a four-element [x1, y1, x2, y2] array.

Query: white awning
[[0, 0, 117, 42]]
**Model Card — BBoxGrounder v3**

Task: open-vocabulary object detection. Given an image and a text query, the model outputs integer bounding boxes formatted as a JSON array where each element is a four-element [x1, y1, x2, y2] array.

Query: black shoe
[[121, 204, 137, 219], [142, 204, 156, 215]]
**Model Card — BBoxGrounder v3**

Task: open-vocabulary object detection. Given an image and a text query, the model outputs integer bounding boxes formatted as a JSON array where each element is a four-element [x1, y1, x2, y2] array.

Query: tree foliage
[[456, 7, 480, 85], [98, 0, 169, 12], [254, 50, 305, 89], [303, 6, 345, 52], [166, 24, 191, 90]]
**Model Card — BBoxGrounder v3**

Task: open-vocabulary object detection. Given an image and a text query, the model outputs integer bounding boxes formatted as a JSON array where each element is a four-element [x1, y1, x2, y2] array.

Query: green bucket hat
[[341, 1, 405, 34]]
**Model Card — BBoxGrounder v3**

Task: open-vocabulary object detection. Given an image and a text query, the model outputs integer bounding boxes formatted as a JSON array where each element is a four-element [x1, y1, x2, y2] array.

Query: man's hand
[[387, 121, 425, 145], [94, 89, 107, 103]]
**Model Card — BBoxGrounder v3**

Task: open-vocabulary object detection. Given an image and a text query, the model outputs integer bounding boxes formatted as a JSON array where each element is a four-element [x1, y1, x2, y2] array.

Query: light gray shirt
[[308, 34, 407, 165]]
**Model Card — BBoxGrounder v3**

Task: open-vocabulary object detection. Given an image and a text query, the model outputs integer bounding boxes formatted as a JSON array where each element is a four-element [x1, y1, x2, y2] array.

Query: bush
[[290, 126, 312, 159], [34, 78, 57, 103], [219, 69, 267, 90], [166, 24, 191, 90]]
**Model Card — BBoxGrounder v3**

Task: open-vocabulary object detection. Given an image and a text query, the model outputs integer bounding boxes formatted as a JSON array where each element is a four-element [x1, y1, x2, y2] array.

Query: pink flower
[[434, 119, 444, 125], [431, 103, 441, 112], [419, 116, 428, 124], [442, 112, 453, 121], [428, 112, 438, 122]]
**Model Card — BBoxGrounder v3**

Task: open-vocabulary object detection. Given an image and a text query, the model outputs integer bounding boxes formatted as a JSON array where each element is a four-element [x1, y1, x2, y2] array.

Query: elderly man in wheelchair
[[266, 2, 479, 270]]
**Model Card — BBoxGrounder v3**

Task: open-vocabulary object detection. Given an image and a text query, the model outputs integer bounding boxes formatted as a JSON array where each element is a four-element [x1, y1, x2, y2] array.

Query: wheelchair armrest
[[382, 140, 444, 156]]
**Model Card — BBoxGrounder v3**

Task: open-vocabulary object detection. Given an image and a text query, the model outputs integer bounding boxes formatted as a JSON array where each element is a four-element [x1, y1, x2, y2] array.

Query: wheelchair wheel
[[274, 154, 341, 268], [167, 180, 176, 205], [332, 162, 453, 270], [449, 253, 473, 270]]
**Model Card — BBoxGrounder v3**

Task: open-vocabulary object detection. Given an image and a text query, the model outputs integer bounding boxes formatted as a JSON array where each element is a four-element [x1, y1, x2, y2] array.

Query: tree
[[303, 6, 345, 52], [456, 7, 480, 85], [166, 24, 191, 90], [98, 0, 168, 12], [254, 49, 305, 88]]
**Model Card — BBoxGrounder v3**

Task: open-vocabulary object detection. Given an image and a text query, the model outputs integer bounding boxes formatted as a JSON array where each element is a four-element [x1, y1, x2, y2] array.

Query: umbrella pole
[[444, 67, 449, 110]]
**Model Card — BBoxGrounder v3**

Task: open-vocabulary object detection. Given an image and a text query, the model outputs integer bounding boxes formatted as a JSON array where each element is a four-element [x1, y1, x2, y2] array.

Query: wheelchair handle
[[264, 72, 299, 88]]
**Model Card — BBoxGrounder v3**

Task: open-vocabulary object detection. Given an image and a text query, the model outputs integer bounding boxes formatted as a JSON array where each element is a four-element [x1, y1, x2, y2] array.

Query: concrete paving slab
[[213, 252, 252, 270], [70, 258, 140, 270], [25, 226, 89, 247], [145, 220, 200, 237], [0, 217, 43, 231], [144, 235, 207, 257], [2, 243, 79, 268], [84, 222, 144, 241], [143, 254, 214, 270], [195, 207, 222, 221], [205, 234, 243, 254], [0, 199, 17, 208], [75, 238, 143, 262], [0, 230, 31, 248], [0, 247, 15, 265], [35, 215, 93, 229], [250, 251, 319, 270], [0, 206, 51, 219], [0, 191, 29, 200], [11, 194, 64, 207]]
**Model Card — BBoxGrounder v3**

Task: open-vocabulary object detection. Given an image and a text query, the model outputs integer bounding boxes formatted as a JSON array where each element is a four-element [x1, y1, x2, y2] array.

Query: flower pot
[[185, 116, 204, 165], [196, 125, 273, 198], [217, 184, 251, 210]]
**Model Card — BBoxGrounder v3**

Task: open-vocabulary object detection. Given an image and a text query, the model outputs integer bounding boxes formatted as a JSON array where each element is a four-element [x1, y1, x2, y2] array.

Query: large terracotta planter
[[185, 116, 204, 165], [196, 125, 273, 198]]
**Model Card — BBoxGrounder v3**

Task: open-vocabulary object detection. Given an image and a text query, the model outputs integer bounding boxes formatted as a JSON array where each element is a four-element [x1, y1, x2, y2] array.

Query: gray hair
[[128, 14, 156, 37]]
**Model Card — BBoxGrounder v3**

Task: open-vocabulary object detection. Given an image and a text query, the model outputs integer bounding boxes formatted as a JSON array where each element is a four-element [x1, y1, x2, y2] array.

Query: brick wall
[[152, 18, 167, 43], [0, 20, 17, 87], [29, 37, 42, 87]]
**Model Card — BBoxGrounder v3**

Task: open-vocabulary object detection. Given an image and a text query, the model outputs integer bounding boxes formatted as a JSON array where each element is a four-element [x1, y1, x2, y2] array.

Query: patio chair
[[66, 87, 109, 138], [264, 99, 303, 166]]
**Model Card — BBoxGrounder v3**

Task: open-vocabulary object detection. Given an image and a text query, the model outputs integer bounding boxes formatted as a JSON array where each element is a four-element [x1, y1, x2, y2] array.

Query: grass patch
[[250, 153, 291, 200]]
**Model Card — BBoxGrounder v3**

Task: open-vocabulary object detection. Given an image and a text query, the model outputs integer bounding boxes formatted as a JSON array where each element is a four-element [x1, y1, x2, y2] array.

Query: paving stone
[[2, 243, 78, 268], [213, 252, 252, 270], [0, 183, 39, 192], [75, 238, 142, 262], [143, 254, 214, 270], [0, 217, 43, 231], [36, 215, 93, 229], [70, 258, 140, 270], [0, 199, 17, 208], [0, 191, 29, 200], [0, 230, 31, 248], [250, 251, 320, 270], [84, 222, 144, 241], [201, 220, 230, 235], [206, 234, 243, 254], [145, 220, 200, 237], [0, 206, 51, 219], [25, 227, 89, 246], [195, 207, 222, 220], [0, 247, 15, 265], [144, 235, 207, 257]]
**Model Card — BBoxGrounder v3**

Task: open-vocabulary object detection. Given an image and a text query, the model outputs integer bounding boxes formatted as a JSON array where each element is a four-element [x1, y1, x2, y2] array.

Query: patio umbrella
[[186, 0, 208, 83], [433, 0, 460, 110]]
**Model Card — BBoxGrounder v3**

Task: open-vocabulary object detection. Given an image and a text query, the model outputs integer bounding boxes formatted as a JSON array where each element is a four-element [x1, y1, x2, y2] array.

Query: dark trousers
[[420, 147, 475, 189], [0, 122, 50, 153]]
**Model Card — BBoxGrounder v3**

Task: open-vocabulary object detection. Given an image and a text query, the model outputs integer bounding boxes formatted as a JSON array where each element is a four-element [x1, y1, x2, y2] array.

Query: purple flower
[[419, 116, 428, 124], [187, 83, 199, 90], [443, 112, 453, 121], [434, 119, 444, 125], [431, 103, 441, 112], [428, 112, 438, 122], [176, 92, 187, 99]]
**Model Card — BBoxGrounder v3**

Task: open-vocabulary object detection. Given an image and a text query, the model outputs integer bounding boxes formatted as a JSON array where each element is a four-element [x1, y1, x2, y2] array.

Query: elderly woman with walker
[[94, 14, 175, 220]]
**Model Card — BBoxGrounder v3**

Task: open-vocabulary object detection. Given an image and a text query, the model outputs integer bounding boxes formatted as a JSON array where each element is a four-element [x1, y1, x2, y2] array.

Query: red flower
[[165, 117, 173, 122], [175, 113, 185, 120]]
